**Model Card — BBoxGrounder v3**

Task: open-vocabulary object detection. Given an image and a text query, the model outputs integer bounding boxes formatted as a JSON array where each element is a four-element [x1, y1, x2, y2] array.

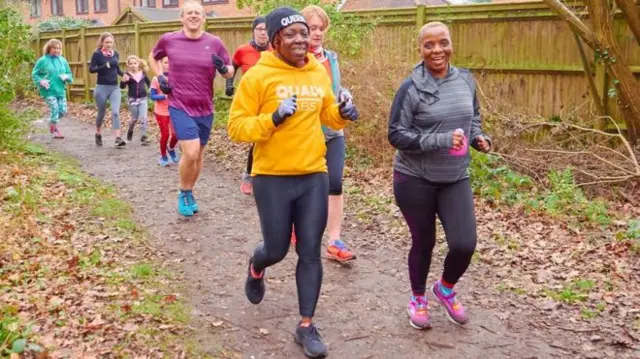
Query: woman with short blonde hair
[[295, 4, 357, 264], [32, 38, 73, 138]]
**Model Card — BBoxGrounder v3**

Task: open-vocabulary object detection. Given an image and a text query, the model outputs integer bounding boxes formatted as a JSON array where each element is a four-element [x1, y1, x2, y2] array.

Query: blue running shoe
[[168, 148, 180, 164], [177, 191, 194, 217], [187, 190, 199, 213], [158, 156, 170, 167]]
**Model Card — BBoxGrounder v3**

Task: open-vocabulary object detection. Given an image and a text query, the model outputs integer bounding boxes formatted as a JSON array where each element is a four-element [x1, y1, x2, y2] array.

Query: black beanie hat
[[252, 16, 266, 31], [266, 7, 308, 46]]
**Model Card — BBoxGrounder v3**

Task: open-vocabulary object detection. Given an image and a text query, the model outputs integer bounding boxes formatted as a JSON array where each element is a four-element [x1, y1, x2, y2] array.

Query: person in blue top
[[32, 38, 73, 139]]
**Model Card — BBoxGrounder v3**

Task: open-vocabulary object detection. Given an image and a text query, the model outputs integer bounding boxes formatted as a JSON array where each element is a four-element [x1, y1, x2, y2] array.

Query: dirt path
[[35, 116, 592, 358]]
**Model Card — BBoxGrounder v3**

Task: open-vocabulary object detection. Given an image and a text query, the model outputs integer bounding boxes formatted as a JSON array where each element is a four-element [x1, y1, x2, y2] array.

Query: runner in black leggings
[[388, 21, 491, 331], [227, 7, 359, 358]]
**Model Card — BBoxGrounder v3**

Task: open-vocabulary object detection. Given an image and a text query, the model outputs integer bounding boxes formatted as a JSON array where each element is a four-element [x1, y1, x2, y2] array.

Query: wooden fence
[[32, 1, 640, 121]]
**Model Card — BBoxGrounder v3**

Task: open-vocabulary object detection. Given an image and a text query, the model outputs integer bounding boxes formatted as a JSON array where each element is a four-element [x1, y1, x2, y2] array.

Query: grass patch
[[0, 119, 214, 356], [130, 262, 155, 279], [91, 198, 130, 218], [543, 279, 597, 304], [213, 92, 231, 129]]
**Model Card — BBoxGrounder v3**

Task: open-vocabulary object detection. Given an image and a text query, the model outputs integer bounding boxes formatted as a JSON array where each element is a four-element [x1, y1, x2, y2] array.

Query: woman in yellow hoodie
[[227, 6, 359, 358]]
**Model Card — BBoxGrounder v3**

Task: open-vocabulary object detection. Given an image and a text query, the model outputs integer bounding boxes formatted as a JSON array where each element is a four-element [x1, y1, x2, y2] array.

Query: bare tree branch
[[542, 0, 596, 48]]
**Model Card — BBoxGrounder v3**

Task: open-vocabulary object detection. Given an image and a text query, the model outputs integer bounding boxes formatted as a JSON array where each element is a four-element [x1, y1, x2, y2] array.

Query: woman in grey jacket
[[388, 21, 491, 331]]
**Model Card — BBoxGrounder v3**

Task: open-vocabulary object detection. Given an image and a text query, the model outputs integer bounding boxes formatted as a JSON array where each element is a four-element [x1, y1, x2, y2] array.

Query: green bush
[[0, 6, 36, 102], [0, 103, 26, 149], [36, 17, 94, 33], [470, 152, 611, 226], [235, 0, 374, 58]]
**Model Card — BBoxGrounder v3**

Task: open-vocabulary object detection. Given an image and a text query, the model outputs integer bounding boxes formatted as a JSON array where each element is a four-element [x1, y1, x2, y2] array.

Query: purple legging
[[393, 171, 477, 294]]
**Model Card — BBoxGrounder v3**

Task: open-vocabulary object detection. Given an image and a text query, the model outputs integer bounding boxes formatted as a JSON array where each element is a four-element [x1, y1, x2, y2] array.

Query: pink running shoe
[[406, 295, 431, 330], [431, 280, 469, 325]]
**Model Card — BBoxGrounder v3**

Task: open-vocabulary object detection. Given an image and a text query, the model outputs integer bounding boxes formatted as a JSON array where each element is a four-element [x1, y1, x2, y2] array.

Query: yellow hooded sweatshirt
[[227, 51, 349, 176]]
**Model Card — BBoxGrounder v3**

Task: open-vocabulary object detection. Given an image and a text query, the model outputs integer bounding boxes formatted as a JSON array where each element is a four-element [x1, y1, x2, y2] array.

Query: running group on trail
[[32, 1, 492, 357]]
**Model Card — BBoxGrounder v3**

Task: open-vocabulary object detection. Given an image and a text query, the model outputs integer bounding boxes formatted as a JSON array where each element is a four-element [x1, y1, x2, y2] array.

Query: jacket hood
[[410, 61, 460, 95]]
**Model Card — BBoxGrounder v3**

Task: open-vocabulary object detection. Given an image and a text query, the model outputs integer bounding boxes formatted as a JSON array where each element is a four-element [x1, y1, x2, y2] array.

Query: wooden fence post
[[134, 23, 140, 57], [416, 4, 426, 31], [62, 29, 70, 99], [80, 27, 89, 102]]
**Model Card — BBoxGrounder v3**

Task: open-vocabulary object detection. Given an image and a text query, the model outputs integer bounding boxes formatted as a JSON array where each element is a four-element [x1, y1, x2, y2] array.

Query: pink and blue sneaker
[[407, 295, 431, 330], [431, 280, 469, 325]]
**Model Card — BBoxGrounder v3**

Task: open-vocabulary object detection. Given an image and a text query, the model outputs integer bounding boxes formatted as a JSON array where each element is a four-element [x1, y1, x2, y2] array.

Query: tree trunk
[[615, 0, 640, 47], [588, 0, 640, 143], [542, 0, 596, 48]]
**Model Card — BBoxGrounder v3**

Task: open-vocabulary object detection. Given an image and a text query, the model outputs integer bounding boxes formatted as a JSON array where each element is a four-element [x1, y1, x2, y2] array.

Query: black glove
[[225, 86, 235, 97], [272, 95, 297, 127], [339, 100, 359, 121], [211, 54, 228, 75], [157, 75, 172, 94]]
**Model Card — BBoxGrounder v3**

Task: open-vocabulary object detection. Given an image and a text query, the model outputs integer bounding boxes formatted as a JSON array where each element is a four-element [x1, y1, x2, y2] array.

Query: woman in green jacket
[[32, 38, 73, 139]]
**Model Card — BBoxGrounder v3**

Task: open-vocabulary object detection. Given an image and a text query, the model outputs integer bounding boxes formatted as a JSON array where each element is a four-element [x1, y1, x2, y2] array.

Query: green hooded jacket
[[31, 54, 73, 98]]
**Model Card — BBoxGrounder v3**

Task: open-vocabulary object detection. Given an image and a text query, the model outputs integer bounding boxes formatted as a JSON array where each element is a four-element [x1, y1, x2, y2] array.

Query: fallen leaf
[[259, 328, 269, 336]]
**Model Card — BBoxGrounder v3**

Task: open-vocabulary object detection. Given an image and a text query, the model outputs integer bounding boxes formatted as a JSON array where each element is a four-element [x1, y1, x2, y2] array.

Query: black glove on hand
[[211, 54, 228, 75], [225, 86, 235, 97], [339, 100, 359, 121], [272, 95, 297, 127], [157, 75, 172, 94]]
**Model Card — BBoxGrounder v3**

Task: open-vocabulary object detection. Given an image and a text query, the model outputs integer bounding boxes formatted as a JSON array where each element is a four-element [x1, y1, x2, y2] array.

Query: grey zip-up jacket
[[388, 62, 491, 183]]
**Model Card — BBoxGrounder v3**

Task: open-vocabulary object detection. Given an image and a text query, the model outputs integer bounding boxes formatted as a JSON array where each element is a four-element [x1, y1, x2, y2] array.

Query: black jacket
[[119, 72, 151, 99], [89, 50, 124, 86]]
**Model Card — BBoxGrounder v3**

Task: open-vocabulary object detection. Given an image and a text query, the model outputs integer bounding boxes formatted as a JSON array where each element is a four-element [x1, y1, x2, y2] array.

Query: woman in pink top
[[150, 56, 179, 167]]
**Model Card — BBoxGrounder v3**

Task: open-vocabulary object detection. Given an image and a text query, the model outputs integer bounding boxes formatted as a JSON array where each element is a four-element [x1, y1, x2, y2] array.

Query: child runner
[[32, 38, 73, 139], [120, 55, 151, 145], [388, 22, 492, 330], [150, 57, 179, 166], [90, 32, 126, 147], [227, 7, 359, 358], [225, 16, 270, 195], [297, 5, 356, 263]]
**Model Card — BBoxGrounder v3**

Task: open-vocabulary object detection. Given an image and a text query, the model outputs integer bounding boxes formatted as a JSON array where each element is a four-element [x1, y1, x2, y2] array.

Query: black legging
[[393, 171, 477, 294], [251, 173, 329, 318]]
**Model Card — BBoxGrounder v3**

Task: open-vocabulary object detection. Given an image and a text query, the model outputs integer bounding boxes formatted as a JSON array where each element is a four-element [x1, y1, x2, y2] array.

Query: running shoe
[[158, 156, 170, 167], [187, 191, 199, 213], [95, 133, 103, 146], [168, 148, 179, 163], [432, 280, 469, 325], [326, 239, 356, 262], [127, 128, 133, 142], [294, 322, 328, 358], [245, 258, 265, 304], [407, 295, 431, 330], [177, 191, 194, 217], [115, 137, 126, 148], [141, 135, 150, 146]]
